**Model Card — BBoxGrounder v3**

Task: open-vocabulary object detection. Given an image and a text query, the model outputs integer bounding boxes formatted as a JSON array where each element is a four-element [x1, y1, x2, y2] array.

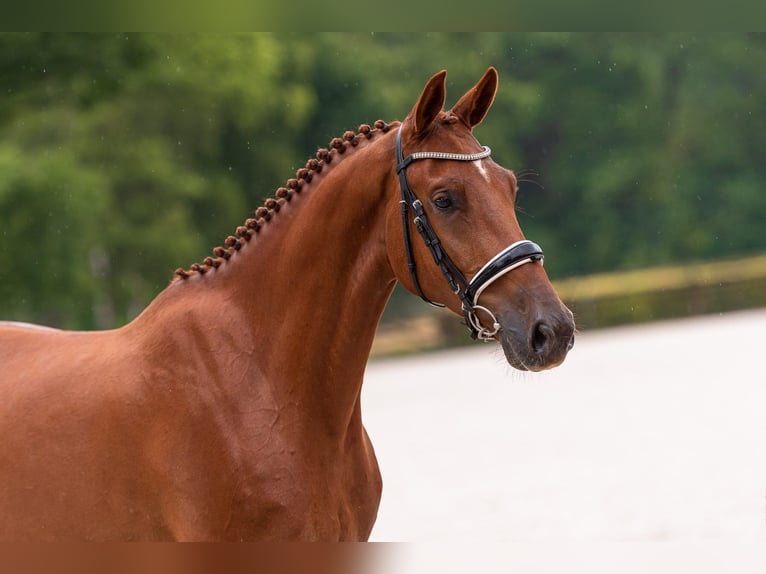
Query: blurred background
[[1, 33, 764, 345]]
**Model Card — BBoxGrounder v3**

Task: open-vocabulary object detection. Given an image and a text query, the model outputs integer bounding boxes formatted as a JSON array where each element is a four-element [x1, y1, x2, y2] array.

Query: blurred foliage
[[1, 33, 765, 329], [554, 252, 766, 329]]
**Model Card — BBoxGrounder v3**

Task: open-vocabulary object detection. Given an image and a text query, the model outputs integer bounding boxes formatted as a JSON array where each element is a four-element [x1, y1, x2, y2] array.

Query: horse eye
[[432, 194, 453, 210]]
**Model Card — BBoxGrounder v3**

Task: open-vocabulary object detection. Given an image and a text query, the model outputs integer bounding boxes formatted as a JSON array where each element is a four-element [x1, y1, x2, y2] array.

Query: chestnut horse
[[0, 68, 574, 541]]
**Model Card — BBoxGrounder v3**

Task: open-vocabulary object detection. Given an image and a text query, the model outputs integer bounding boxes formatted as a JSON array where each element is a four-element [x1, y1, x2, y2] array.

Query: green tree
[[1, 33, 764, 329]]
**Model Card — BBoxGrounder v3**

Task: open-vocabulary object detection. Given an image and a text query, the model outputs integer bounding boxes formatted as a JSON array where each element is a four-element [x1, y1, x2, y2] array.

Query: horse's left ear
[[407, 69, 448, 137], [451, 67, 499, 129]]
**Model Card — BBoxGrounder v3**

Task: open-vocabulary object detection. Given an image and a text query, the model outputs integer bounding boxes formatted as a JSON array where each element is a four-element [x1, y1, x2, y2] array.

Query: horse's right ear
[[406, 70, 447, 137], [451, 66, 498, 129]]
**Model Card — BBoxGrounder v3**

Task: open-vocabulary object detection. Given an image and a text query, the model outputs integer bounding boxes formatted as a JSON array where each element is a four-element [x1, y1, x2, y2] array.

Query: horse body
[[1, 324, 380, 541], [0, 131, 390, 541], [0, 68, 574, 540]]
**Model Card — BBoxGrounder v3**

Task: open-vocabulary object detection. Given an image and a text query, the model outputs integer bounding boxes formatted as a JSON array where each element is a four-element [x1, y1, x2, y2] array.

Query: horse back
[[0, 318, 281, 540], [0, 322, 159, 538], [0, 322, 233, 540]]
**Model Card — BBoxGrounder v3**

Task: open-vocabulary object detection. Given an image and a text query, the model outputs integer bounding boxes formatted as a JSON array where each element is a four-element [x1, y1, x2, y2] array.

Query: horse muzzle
[[496, 305, 575, 372]]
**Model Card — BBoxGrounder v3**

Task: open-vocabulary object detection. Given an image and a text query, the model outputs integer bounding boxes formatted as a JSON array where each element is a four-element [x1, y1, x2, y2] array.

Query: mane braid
[[173, 120, 394, 281]]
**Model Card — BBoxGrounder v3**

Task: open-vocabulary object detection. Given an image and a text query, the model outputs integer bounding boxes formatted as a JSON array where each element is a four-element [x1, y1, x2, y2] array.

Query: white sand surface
[[362, 309, 766, 570]]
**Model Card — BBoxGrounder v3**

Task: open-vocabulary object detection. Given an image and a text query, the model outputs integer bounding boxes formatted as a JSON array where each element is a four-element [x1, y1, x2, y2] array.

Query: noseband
[[395, 128, 544, 341]]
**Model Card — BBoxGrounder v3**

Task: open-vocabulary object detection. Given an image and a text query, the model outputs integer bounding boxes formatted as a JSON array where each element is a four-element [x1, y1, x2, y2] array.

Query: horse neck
[[141, 128, 400, 433]]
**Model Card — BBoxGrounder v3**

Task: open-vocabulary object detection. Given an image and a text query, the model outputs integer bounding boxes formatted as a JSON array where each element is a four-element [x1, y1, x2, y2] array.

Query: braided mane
[[173, 120, 395, 281]]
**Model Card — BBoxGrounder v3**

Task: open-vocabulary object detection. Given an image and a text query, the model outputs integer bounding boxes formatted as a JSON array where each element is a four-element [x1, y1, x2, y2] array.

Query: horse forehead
[[431, 157, 508, 190], [425, 126, 503, 184]]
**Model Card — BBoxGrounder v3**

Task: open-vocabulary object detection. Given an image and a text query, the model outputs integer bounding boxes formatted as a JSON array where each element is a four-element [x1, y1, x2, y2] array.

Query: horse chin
[[498, 338, 534, 372], [494, 330, 524, 371], [496, 330, 548, 373]]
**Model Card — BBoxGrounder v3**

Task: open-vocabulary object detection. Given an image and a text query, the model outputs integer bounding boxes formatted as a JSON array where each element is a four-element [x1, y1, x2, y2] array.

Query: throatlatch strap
[[396, 131, 444, 307]]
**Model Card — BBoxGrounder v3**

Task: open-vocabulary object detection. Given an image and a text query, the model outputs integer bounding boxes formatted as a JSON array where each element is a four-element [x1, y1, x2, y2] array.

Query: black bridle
[[395, 128, 544, 341]]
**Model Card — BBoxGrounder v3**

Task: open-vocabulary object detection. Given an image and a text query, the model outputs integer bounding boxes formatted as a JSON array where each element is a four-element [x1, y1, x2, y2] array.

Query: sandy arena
[[362, 309, 766, 570]]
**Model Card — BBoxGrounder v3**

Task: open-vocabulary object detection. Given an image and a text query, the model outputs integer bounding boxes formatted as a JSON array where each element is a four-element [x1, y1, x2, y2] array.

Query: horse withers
[[0, 67, 574, 541]]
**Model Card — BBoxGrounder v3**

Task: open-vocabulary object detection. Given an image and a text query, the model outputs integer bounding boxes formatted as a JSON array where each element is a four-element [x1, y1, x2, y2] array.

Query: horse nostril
[[532, 322, 552, 354], [567, 334, 575, 351]]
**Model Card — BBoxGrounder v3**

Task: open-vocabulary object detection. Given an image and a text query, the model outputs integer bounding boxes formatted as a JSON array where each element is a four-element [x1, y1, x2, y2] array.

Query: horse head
[[386, 67, 575, 371]]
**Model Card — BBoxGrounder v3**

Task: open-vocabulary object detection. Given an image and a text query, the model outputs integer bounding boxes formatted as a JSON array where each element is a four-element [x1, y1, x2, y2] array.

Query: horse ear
[[450, 66, 499, 129], [407, 70, 447, 136]]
